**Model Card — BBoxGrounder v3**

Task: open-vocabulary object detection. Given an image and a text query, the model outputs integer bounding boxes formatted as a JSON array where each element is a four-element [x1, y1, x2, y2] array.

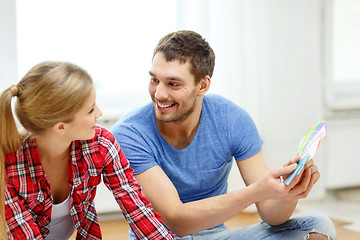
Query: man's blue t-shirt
[[111, 94, 263, 203]]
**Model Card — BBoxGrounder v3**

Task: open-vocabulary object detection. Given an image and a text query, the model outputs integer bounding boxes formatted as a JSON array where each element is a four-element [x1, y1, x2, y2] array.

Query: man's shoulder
[[204, 93, 245, 114], [204, 93, 229, 103], [203, 94, 255, 131], [204, 93, 239, 107], [111, 103, 154, 138]]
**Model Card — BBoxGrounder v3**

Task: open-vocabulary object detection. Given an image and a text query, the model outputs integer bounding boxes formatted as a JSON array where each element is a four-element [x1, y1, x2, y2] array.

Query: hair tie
[[10, 85, 19, 97]]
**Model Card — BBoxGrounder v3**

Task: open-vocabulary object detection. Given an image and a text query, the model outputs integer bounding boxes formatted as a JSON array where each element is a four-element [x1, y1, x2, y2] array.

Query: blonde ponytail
[[0, 86, 22, 153], [0, 86, 22, 239], [0, 157, 7, 239]]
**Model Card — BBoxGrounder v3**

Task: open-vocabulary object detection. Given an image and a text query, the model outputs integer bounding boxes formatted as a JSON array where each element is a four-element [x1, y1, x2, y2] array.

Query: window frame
[[324, 0, 360, 114]]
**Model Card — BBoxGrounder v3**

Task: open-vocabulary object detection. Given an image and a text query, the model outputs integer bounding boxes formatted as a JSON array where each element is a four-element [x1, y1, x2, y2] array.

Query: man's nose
[[154, 82, 169, 101]]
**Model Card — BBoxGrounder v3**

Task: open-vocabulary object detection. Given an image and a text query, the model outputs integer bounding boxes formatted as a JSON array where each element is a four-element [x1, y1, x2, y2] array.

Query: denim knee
[[302, 214, 337, 240]]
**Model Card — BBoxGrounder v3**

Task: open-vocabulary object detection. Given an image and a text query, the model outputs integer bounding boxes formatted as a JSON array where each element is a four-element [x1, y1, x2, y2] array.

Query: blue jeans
[[128, 214, 336, 240]]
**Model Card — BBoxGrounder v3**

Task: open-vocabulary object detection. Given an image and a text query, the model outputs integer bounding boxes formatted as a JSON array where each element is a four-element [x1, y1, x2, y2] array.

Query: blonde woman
[[0, 61, 174, 240]]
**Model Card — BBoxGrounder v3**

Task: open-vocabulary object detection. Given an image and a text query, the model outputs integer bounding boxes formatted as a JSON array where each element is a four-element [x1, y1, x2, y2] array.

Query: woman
[[0, 61, 173, 240]]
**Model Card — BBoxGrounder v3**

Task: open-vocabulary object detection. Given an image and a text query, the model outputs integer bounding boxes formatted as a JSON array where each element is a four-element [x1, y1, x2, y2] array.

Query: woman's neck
[[35, 131, 71, 164], [35, 131, 71, 203]]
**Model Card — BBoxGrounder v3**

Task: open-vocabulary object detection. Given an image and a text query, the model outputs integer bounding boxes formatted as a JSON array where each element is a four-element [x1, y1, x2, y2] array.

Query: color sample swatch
[[284, 121, 327, 185]]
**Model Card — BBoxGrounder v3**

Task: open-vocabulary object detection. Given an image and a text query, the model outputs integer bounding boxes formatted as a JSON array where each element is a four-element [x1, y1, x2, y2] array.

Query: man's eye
[[150, 77, 158, 83], [169, 82, 178, 87]]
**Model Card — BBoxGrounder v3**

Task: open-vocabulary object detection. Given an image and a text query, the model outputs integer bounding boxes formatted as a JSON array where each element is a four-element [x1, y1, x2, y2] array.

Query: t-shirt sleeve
[[225, 100, 263, 160], [111, 122, 158, 175]]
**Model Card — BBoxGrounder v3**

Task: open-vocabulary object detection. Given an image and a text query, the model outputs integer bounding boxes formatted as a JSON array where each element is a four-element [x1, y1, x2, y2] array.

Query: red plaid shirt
[[5, 126, 173, 240]]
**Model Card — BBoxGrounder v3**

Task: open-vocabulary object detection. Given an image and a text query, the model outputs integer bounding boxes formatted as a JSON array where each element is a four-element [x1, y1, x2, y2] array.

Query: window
[[16, 0, 177, 118], [325, 0, 360, 111]]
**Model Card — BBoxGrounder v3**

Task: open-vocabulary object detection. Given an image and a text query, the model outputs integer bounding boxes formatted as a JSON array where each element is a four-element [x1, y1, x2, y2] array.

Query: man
[[112, 30, 336, 239]]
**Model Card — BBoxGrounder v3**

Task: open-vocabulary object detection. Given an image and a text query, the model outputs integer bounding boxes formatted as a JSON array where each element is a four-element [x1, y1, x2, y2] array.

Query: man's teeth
[[158, 103, 172, 108]]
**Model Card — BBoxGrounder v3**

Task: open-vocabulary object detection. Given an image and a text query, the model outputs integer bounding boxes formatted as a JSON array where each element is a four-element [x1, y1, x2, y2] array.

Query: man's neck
[[156, 106, 202, 150]]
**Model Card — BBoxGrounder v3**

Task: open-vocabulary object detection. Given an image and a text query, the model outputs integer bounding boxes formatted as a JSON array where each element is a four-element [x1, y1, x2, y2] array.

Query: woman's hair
[[0, 61, 94, 238], [0, 164, 6, 239], [153, 30, 215, 83]]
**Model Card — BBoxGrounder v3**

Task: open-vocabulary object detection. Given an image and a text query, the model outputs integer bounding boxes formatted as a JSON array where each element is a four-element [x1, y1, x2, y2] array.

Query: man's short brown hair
[[153, 30, 215, 83]]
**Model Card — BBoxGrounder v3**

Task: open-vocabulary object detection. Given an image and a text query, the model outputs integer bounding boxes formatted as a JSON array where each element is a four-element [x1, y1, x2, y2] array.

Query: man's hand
[[252, 156, 320, 202], [284, 157, 320, 199]]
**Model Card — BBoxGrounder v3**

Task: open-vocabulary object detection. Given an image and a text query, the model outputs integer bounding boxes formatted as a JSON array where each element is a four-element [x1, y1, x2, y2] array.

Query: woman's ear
[[198, 75, 211, 96], [52, 122, 66, 135]]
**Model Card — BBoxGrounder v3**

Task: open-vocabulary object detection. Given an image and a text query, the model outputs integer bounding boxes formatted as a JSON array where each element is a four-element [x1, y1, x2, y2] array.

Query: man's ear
[[198, 75, 211, 96], [52, 122, 66, 135]]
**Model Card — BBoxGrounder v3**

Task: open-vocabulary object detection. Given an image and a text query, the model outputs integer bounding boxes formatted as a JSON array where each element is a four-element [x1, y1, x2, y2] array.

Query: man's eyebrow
[[148, 70, 184, 81]]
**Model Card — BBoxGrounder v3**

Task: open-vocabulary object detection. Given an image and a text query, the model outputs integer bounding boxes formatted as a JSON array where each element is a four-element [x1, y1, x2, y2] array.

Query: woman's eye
[[89, 108, 94, 114]]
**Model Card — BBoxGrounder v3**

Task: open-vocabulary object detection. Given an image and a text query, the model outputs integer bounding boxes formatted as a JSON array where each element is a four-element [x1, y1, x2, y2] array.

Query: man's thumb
[[273, 163, 297, 177]]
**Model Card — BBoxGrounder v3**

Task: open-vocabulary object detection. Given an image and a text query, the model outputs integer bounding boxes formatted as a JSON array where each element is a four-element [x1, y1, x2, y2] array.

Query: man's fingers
[[273, 163, 297, 177], [304, 158, 314, 169], [283, 156, 301, 167]]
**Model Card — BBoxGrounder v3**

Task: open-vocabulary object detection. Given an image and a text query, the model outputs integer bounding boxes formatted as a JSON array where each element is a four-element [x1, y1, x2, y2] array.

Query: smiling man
[[112, 30, 336, 240]]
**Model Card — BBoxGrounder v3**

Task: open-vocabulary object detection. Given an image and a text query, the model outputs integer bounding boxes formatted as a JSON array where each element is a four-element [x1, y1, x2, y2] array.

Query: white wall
[[0, 0, 17, 89], [325, 118, 360, 189], [250, 0, 326, 198]]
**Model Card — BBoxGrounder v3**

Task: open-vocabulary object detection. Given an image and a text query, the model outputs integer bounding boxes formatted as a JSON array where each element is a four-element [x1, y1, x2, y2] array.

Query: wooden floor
[[70, 212, 360, 239]]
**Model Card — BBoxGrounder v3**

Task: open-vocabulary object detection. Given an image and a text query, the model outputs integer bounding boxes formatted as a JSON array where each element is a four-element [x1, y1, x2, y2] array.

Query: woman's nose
[[95, 105, 103, 119]]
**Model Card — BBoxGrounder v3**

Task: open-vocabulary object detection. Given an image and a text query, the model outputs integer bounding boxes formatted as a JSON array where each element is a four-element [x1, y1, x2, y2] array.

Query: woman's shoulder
[[87, 124, 118, 150], [5, 136, 36, 165]]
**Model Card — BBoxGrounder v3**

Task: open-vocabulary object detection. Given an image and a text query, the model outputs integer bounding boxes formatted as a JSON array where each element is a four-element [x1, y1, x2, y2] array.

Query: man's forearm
[[256, 199, 297, 226], [166, 185, 259, 237]]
